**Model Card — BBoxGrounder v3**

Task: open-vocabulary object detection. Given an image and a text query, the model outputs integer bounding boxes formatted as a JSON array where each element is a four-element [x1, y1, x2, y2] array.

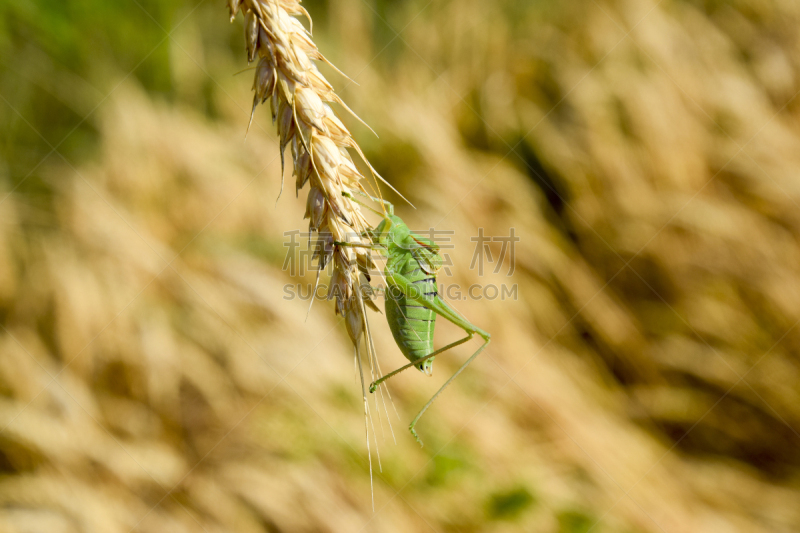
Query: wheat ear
[[229, 0, 383, 337], [228, 0, 392, 505]]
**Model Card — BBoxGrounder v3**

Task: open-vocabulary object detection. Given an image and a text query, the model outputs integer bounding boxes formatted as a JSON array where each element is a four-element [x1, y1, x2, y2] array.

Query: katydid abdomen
[[385, 260, 437, 374]]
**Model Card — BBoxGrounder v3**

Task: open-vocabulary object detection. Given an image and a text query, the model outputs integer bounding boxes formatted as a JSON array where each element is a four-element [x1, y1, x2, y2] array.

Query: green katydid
[[337, 191, 491, 446]]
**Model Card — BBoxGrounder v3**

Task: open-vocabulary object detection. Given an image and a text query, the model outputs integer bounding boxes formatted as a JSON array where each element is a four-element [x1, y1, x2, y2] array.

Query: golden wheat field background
[[2, 0, 800, 531]]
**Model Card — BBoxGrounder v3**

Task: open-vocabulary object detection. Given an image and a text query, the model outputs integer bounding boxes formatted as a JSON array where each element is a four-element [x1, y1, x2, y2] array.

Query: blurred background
[[2, 0, 800, 531]]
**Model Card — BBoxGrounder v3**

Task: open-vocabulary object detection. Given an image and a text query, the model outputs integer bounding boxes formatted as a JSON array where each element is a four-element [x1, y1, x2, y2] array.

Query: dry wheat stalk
[[228, 0, 397, 506]]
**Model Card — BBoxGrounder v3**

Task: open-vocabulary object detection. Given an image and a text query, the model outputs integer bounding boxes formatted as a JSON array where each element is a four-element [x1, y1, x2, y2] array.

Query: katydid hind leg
[[386, 270, 490, 340], [380, 269, 492, 444], [368, 334, 473, 392], [409, 336, 490, 446]]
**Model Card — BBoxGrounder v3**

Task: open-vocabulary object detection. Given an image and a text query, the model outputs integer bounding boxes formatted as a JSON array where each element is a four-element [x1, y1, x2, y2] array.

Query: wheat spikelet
[[228, 0, 394, 506]]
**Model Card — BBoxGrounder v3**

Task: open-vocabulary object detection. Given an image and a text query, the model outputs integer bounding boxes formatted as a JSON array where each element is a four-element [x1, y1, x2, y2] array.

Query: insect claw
[[409, 425, 424, 447]]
